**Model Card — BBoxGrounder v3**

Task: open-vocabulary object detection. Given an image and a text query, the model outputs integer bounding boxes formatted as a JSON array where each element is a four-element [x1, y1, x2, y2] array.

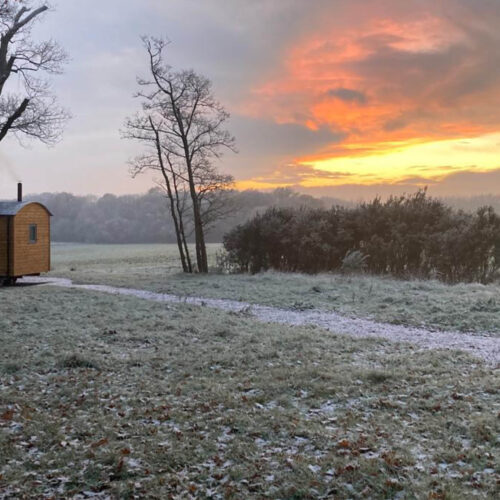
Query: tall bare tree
[[0, 1, 68, 145], [124, 113, 194, 272], [125, 36, 236, 273]]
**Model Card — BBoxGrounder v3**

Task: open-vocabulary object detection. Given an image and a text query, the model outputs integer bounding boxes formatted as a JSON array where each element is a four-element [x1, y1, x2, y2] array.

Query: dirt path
[[20, 276, 500, 365]]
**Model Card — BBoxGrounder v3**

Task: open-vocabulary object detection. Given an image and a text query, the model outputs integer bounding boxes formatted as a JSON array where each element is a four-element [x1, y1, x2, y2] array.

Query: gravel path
[[20, 276, 500, 365]]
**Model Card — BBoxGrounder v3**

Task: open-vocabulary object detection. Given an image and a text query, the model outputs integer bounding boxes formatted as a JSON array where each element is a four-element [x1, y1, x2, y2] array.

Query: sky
[[1, 0, 500, 200]]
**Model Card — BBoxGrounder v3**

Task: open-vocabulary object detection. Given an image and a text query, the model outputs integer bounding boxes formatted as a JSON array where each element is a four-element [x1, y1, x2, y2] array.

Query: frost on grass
[[49, 243, 500, 335], [25, 276, 500, 364], [1, 286, 499, 498]]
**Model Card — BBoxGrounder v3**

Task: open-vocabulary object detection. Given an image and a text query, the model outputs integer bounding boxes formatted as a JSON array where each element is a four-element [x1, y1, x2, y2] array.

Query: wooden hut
[[0, 184, 52, 285]]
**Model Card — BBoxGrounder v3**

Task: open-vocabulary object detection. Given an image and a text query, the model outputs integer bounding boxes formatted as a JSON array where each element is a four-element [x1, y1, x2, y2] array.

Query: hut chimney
[[17, 182, 22, 202]]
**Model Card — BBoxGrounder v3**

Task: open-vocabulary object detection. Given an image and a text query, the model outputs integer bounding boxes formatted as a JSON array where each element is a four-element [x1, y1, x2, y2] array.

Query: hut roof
[[0, 201, 53, 216]]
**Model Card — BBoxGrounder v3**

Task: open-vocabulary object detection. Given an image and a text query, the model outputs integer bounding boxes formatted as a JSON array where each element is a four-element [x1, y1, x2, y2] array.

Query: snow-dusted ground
[[20, 276, 500, 365]]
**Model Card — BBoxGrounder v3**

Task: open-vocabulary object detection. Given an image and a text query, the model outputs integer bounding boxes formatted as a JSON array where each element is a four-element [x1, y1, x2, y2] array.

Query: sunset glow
[[235, 1, 500, 194], [236, 132, 500, 190]]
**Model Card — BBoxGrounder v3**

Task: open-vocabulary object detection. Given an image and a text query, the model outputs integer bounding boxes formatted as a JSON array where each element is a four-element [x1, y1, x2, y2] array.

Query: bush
[[341, 250, 369, 274], [223, 190, 500, 283], [211, 249, 240, 274]]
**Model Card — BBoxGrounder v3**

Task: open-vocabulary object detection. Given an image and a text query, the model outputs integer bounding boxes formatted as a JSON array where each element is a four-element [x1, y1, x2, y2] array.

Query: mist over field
[[17, 188, 500, 244]]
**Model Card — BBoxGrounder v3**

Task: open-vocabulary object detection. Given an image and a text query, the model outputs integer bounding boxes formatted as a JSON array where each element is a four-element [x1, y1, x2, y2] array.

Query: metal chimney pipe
[[17, 182, 22, 202]]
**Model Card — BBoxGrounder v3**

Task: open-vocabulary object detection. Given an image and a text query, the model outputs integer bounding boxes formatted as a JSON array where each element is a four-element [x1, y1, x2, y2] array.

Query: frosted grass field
[[1, 285, 498, 498], [50, 243, 500, 334], [51, 243, 221, 273]]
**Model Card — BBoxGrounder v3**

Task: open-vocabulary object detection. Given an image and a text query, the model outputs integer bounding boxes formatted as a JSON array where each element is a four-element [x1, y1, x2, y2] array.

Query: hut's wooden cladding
[[0, 217, 8, 275], [0, 202, 51, 279]]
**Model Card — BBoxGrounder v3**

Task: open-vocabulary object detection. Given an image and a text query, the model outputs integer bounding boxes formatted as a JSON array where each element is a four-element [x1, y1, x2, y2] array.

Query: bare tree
[[0, 1, 68, 145], [125, 36, 236, 273], [123, 113, 194, 272]]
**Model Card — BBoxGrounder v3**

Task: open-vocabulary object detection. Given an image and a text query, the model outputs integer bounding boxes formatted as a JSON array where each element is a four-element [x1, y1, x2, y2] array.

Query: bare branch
[[0, 95, 28, 141], [0, 1, 68, 144]]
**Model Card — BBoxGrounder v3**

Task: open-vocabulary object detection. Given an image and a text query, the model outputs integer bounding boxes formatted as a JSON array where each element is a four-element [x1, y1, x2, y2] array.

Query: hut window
[[29, 224, 37, 243]]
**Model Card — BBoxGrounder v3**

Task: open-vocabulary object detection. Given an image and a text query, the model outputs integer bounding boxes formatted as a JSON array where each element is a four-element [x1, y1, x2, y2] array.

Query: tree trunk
[[171, 172, 193, 273], [174, 105, 209, 273], [188, 177, 208, 272], [160, 167, 189, 273], [194, 212, 208, 272], [150, 117, 191, 273]]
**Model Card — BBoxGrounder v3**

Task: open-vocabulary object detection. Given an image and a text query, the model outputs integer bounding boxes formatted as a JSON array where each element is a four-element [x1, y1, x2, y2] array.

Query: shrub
[[211, 249, 240, 274], [341, 250, 369, 274], [223, 190, 500, 283]]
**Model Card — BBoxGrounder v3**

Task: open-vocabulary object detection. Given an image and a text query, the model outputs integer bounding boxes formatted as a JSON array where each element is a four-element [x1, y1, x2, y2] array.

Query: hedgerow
[[223, 190, 500, 283]]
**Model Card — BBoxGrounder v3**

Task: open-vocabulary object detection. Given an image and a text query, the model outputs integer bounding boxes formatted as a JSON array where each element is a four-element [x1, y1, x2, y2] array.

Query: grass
[[50, 243, 500, 334], [0, 284, 499, 498]]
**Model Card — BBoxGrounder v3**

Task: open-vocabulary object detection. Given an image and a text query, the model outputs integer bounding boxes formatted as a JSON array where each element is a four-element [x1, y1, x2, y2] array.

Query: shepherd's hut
[[0, 183, 52, 285]]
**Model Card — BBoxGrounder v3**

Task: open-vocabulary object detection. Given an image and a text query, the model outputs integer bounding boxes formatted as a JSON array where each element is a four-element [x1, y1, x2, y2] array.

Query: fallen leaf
[[90, 437, 109, 448], [0, 409, 14, 421], [338, 439, 350, 449]]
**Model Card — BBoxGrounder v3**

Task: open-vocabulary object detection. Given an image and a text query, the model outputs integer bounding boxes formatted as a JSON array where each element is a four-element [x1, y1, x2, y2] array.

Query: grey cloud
[[383, 108, 437, 132], [431, 167, 500, 194], [225, 116, 346, 179], [349, 44, 467, 100], [328, 87, 367, 104], [383, 116, 409, 132], [295, 168, 500, 200], [348, 19, 500, 112], [392, 176, 439, 185], [230, 116, 345, 157]]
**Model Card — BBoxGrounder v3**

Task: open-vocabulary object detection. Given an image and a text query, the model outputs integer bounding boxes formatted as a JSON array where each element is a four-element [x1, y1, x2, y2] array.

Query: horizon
[[3, 185, 500, 205], [2, 0, 500, 199]]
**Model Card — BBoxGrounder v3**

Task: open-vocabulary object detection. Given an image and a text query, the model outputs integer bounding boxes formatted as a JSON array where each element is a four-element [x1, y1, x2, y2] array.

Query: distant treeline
[[25, 188, 500, 252], [27, 188, 348, 244], [223, 191, 500, 283], [444, 194, 500, 214]]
